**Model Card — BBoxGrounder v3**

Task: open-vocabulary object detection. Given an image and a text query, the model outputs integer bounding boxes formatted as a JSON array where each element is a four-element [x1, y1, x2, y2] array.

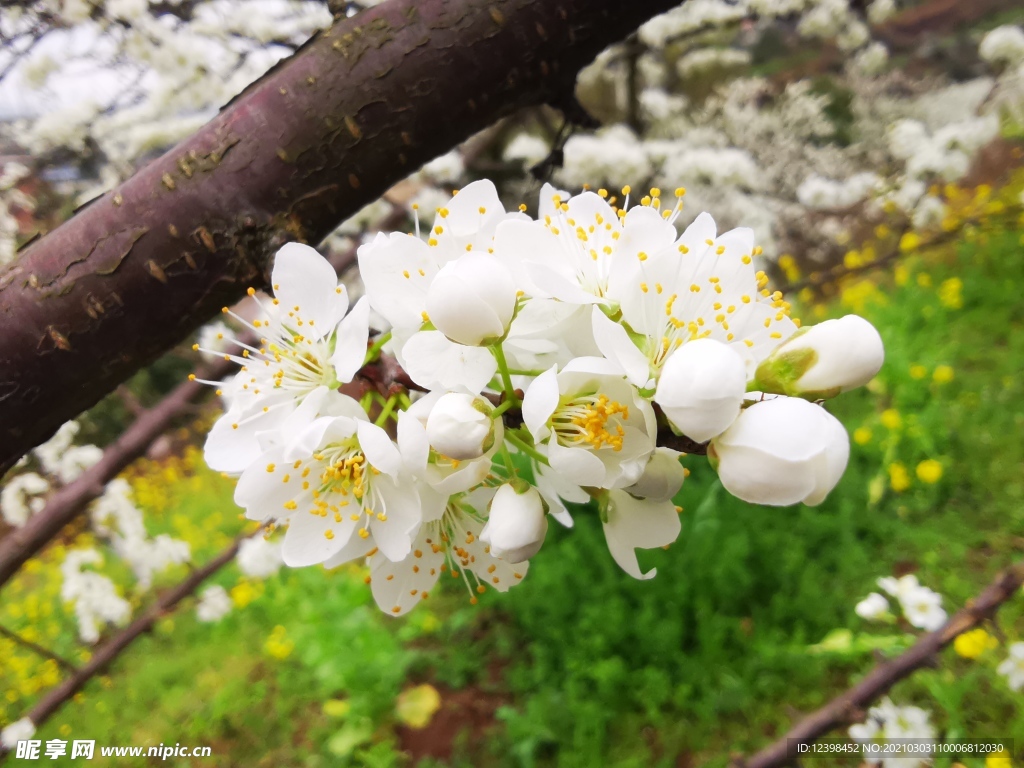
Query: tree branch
[[0, 0, 681, 475], [734, 561, 1024, 768], [0, 624, 79, 675]]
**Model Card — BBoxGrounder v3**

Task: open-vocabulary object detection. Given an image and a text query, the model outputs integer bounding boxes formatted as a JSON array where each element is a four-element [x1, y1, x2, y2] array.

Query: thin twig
[[733, 561, 1024, 768], [0, 624, 79, 675]]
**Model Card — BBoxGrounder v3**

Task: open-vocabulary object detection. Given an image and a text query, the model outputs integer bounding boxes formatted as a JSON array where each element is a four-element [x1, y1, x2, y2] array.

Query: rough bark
[[0, 0, 680, 472]]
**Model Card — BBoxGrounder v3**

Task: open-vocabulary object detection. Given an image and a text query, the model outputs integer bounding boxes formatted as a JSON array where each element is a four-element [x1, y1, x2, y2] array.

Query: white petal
[[205, 401, 292, 475], [591, 307, 651, 387], [371, 477, 422, 561], [547, 439, 608, 488], [331, 296, 371, 383], [272, 243, 347, 336], [282, 507, 356, 567], [369, 527, 444, 616], [401, 331, 497, 393], [602, 491, 681, 580], [522, 365, 559, 440], [357, 232, 436, 330], [357, 421, 402, 477], [397, 409, 430, 474]]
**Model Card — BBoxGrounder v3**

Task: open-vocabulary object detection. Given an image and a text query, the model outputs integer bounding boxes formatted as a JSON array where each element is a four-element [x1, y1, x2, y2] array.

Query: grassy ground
[[3, 184, 1024, 766]]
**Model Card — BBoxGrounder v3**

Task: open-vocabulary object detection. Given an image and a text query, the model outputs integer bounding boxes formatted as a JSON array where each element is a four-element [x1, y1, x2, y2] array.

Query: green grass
[[9, 211, 1024, 767]]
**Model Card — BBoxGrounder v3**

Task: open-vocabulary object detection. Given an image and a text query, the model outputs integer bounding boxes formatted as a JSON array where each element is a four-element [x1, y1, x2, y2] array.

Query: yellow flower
[[894, 264, 910, 286], [916, 459, 943, 484], [231, 580, 262, 609], [888, 463, 911, 492], [909, 365, 927, 380], [938, 277, 963, 309], [899, 232, 921, 253], [917, 272, 932, 287], [986, 749, 1012, 768], [853, 427, 873, 446], [954, 628, 997, 659], [933, 365, 954, 384], [265, 625, 294, 660], [881, 409, 902, 430]]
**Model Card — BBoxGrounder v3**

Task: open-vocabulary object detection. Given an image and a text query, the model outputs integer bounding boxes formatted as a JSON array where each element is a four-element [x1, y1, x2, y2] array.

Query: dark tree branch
[[734, 561, 1024, 768], [0, 0, 681, 474]]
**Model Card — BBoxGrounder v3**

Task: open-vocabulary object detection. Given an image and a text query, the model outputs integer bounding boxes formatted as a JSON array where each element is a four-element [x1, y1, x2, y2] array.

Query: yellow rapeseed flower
[[910, 365, 927, 380], [853, 427, 873, 445], [881, 409, 902, 430], [986, 749, 1012, 768], [954, 628, 997, 659], [888, 463, 911, 493], [938, 277, 964, 309], [916, 459, 943, 484], [899, 232, 921, 252], [917, 272, 932, 287], [933, 365, 954, 384]]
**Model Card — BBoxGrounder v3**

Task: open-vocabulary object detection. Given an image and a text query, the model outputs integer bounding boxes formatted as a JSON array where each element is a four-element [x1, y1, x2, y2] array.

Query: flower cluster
[[856, 574, 947, 631], [201, 180, 884, 615]]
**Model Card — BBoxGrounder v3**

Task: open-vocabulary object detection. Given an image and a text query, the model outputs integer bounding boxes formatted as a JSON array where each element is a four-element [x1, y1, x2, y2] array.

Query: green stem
[[363, 330, 393, 366], [491, 399, 516, 419], [374, 394, 398, 427], [492, 342, 518, 405], [505, 430, 550, 466], [507, 368, 545, 376], [499, 440, 517, 476]]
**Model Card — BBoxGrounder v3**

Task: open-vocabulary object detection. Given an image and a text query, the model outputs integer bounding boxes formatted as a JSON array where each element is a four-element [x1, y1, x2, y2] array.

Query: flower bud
[[425, 392, 496, 460], [480, 483, 548, 563], [425, 253, 517, 346], [755, 315, 884, 399], [709, 396, 850, 506], [623, 448, 686, 502], [654, 338, 747, 442]]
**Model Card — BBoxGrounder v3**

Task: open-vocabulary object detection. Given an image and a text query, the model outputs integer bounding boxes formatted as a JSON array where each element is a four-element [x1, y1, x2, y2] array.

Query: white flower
[[425, 393, 497, 461], [523, 357, 656, 489], [755, 315, 884, 398], [997, 642, 1024, 691], [196, 585, 232, 623], [480, 484, 548, 564], [91, 479, 190, 589], [855, 592, 891, 621], [850, 698, 935, 768], [654, 338, 747, 442], [493, 184, 677, 309], [0, 718, 35, 750], [710, 397, 850, 506], [980, 25, 1024, 67], [867, 0, 896, 25], [623, 448, 686, 502], [358, 180, 520, 391], [877, 575, 946, 630], [60, 549, 132, 644], [236, 536, 284, 579], [593, 212, 798, 389], [367, 488, 529, 616], [203, 243, 370, 475], [600, 488, 682, 580], [504, 133, 549, 166], [900, 584, 946, 631], [425, 253, 517, 346], [1, 472, 49, 527], [234, 390, 426, 567]]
